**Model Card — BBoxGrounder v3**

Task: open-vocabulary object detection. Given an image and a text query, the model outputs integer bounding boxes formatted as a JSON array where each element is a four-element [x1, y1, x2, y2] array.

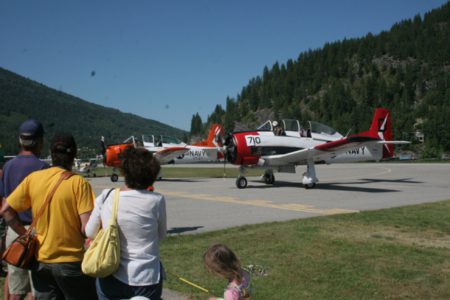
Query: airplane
[[102, 124, 224, 181], [221, 108, 409, 189], [171, 124, 224, 164]]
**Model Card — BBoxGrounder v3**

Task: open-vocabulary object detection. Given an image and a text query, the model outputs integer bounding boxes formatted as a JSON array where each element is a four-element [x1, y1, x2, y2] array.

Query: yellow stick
[[167, 271, 209, 293], [178, 276, 209, 293]]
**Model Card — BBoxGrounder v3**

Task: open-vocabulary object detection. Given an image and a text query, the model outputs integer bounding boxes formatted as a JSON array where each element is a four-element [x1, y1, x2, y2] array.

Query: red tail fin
[[368, 108, 394, 158], [193, 124, 224, 147]]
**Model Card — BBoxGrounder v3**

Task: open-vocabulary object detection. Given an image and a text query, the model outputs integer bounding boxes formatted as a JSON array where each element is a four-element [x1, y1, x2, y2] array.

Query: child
[[204, 244, 252, 300]]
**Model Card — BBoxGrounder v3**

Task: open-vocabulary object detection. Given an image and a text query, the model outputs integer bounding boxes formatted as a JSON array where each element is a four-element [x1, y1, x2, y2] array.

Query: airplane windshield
[[257, 120, 273, 131], [160, 135, 182, 144], [142, 135, 153, 143], [309, 121, 337, 135]]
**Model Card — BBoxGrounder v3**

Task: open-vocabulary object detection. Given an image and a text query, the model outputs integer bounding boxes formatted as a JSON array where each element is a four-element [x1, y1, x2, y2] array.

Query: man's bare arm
[[79, 211, 92, 237], [0, 201, 26, 236]]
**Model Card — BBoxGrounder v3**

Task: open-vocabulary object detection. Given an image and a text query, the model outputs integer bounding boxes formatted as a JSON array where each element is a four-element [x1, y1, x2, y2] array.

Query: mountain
[[199, 3, 450, 157], [0, 67, 186, 156]]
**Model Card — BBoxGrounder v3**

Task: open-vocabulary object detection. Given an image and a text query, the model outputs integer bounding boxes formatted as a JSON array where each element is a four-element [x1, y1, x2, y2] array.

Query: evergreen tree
[[190, 113, 203, 135]]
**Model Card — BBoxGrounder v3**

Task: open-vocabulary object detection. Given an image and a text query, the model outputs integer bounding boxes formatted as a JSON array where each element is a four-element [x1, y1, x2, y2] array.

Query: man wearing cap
[[1, 132, 97, 300], [0, 119, 49, 300]]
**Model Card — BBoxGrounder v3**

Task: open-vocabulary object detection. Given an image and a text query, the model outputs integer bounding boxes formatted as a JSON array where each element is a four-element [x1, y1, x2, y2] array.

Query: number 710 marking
[[246, 136, 261, 146]]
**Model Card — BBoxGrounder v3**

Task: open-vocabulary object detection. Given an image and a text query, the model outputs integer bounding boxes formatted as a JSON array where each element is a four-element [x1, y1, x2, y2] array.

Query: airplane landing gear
[[111, 173, 119, 182], [304, 182, 316, 189], [263, 170, 275, 185], [302, 159, 318, 189], [236, 166, 248, 189], [236, 176, 248, 189]]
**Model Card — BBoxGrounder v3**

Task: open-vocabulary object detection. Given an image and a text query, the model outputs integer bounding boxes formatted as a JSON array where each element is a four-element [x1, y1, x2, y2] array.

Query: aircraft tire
[[304, 183, 316, 189], [264, 173, 275, 184], [111, 174, 119, 182], [236, 176, 248, 189]]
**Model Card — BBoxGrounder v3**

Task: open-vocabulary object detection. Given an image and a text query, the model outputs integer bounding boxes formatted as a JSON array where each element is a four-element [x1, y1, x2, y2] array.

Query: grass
[[161, 199, 450, 299], [160, 166, 262, 178]]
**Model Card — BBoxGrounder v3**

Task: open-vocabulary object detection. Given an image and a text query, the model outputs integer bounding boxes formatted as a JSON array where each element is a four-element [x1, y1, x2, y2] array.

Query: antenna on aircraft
[[344, 128, 352, 137]]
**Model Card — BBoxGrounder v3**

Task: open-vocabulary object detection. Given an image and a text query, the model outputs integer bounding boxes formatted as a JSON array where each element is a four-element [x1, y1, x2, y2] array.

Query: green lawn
[[161, 199, 450, 299], [3, 194, 449, 299]]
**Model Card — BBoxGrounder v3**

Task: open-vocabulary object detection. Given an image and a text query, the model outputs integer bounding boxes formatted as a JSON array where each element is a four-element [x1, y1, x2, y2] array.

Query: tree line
[[191, 2, 450, 157]]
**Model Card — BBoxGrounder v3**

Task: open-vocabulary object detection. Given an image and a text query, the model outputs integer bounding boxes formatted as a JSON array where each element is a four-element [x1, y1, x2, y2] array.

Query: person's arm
[[79, 211, 92, 238], [0, 177, 31, 236], [84, 190, 106, 239], [0, 202, 26, 236], [158, 195, 167, 240]]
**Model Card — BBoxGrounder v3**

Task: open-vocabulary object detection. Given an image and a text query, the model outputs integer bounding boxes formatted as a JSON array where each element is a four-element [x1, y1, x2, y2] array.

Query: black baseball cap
[[51, 132, 77, 156]]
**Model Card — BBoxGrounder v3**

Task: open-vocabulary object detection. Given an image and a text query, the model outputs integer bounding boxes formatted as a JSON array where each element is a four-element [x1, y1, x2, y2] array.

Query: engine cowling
[[225, 132, 261, 166], [105, 143, 133, 167]]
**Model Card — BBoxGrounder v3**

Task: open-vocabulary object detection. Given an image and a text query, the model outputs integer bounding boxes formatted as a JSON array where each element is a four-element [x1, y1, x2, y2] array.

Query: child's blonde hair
[[203, 244, 243, 283]]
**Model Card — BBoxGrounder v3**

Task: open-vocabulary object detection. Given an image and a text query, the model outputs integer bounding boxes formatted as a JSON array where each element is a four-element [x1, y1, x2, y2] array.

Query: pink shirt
[[224, 271, 251, 300]]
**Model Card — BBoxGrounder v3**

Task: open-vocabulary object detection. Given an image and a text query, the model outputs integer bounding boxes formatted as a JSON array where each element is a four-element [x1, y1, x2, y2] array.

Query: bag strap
[[27, 171, 73, 233], [102, 188, 115, 204], [109, 188, 120, 226]]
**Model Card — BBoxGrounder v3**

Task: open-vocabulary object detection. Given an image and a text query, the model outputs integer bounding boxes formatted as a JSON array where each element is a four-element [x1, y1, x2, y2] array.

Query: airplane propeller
[[219, 132, 234, 178]]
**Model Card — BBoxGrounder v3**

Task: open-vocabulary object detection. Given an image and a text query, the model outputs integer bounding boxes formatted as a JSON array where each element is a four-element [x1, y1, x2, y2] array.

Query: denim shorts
[[31, 261, 97, 300]]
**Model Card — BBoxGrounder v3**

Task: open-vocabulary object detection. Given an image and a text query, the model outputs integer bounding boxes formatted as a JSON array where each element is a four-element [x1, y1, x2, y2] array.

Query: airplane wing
[[153, 147, 189, 164], [259, 135, 408, 166]]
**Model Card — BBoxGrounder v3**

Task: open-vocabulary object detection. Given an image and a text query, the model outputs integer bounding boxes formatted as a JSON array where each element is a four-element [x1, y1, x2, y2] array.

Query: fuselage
[[227, 129, 383, 167]]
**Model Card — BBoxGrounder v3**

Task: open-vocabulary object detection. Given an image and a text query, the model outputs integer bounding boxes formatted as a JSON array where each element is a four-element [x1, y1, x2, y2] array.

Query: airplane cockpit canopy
[[282, 119, 300, 132], [256, 119, 342, 140], [257, 120, 273, 131], [142, 134, 184, 146], [308, 121, 337, 135], [160, 135, 183, 145], [257, 119, 301, 132]]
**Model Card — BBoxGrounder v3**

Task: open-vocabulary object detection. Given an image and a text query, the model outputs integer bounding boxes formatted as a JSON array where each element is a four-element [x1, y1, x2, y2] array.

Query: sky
[[0, 0, 447, 131]]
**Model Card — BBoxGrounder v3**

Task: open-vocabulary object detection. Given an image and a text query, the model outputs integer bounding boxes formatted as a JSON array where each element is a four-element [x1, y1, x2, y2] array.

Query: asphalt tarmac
[[87, 163, 450, 235]]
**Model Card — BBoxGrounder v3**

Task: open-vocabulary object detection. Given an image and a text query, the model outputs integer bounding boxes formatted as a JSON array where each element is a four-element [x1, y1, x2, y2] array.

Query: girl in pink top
[[204, 244, 252, 300]]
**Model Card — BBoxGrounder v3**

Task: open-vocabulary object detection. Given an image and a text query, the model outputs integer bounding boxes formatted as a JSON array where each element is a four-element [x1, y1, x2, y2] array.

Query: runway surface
[[87, 163, 450, 235]]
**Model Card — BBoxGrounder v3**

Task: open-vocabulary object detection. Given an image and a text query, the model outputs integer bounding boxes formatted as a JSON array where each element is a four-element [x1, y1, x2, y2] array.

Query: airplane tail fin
[[368, 108, 394, 159], [193, 124, 224, 147]]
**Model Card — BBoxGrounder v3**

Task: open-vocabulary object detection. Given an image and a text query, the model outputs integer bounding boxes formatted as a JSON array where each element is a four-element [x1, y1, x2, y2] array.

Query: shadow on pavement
[[168, 226, 204, 234]]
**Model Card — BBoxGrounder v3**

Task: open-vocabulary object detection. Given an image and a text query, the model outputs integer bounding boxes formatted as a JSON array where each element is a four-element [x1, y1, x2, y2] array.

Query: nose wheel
[[236, 176, 248, 189]]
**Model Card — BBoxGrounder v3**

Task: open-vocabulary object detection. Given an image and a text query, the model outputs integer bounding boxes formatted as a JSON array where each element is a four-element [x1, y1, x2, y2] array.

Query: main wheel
[[264, 173, 275, 184], [304, 182, 316, 189], [111, 174, 119, 182], [236, 176, 248, 189]]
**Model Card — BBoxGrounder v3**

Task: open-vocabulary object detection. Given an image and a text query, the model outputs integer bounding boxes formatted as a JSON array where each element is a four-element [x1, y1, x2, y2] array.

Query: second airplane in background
[[102, 124, 224, 181]]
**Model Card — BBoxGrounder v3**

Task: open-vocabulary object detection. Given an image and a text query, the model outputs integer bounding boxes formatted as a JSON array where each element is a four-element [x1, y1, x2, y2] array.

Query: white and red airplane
[[102, 124, 223, 181], [222, 108, 409, 189]]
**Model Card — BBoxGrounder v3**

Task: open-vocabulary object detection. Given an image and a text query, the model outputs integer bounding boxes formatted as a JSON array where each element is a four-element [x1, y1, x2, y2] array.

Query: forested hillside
[[0, 68, 186, 156], [196, 3, 450, 157]]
